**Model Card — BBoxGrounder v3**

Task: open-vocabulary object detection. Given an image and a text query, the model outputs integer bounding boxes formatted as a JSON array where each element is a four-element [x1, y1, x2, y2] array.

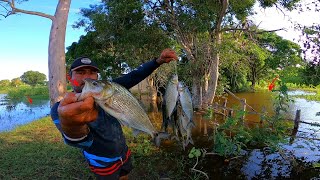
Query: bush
[[7, 85, 49, 100]]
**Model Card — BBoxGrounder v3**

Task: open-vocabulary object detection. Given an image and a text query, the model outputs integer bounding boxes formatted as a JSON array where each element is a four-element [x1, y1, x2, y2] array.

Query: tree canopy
[[20, 70, 47, 86]]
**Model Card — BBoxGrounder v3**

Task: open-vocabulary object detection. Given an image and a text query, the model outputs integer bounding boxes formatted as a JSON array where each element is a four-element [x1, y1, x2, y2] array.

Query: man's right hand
[[58, 92, 98, 138]]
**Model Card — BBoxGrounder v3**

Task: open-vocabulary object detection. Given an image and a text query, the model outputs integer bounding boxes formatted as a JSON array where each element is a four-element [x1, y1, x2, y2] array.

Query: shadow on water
[[142, 90, 320, 179], [0, 94, 50, 132]]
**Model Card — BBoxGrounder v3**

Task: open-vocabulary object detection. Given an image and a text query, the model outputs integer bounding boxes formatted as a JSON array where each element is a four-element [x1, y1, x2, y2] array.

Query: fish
[[178, 81, 193, 121], [164, 75, 179, 119], [177, 104, 195, 150], [78, 78, 169, 146]]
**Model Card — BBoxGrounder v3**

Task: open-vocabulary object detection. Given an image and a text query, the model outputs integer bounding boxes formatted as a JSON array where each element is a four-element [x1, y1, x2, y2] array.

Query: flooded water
[[0, 94, 50, 132], [145, 90, 320, 179]]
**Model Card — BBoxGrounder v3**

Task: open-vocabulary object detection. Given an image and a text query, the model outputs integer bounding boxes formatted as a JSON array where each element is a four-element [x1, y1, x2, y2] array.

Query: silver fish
[[177, 104, 195, 150], [178, 81, 193, 121], [164, 74, 179, 118], [78, 79, 168, 146]]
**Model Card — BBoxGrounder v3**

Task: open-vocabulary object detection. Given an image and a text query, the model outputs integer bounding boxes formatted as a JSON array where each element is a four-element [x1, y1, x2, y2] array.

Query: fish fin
[[154, 132, 170, 147], [186, 121, 196, 129], [157, 132, 170, 139], [132, 129, 142, 137], [171, 135, 179, 141]]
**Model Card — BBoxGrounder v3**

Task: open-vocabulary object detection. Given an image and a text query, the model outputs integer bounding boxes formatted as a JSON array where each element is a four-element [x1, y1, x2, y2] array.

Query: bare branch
[[0, 0, 55, 20], [12, 7, 55, 20]]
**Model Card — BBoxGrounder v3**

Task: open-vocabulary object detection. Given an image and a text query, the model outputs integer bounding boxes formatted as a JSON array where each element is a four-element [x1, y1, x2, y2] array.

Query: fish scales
[[164, 75, 179, 118], [78, 79, 156, 138]]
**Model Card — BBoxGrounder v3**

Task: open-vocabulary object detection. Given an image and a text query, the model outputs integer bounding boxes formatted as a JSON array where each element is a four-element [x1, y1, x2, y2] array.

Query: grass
[[0, 117, 197, 180], [285, 83, 320, 101], [0, 117, 93, 180], [1, 116, 319, 179]]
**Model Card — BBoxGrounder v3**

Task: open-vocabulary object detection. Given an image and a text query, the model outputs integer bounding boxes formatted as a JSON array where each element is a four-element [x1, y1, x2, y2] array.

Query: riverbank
[[1, 114, 319, 179], [0, 117, 195, 179], [0, 117, 93, 179]]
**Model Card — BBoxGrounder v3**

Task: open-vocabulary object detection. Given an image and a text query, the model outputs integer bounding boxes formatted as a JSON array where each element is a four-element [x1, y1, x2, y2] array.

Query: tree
[[72, 0, 175, 102], [143, 0, 302, 108], [10, 77, 23, 87], [0, 0, 72, 105], [20, 70, 46, 86], [72, 0, 303, 109], [294, 0, 320, 64], [0, 79, 10, 87], [302, 61, 320, 86]]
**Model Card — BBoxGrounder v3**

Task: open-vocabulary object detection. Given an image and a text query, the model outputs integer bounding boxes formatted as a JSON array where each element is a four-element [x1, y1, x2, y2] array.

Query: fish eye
[[92, 81, 98, 86]]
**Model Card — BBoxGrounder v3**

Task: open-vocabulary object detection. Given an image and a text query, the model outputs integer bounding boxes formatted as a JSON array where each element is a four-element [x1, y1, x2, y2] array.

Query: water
[[146, 90, 320, 179], [0, 94, 50, 132]]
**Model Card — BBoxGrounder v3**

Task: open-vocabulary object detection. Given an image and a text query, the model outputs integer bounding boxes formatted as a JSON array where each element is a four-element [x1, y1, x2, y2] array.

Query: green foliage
[[258, 0, 300, 10], [0, 79, 10, 87], [219, 30, 303, 92], [301, 62, 320, 86], [188, 147, 201, 159], [203, 80, 294, 157], [212, 112, 252, 157], [10, 77, 24, 87], [20, 71, 46, 86], [271, 79, 293, 116], [7, 85, 49, 100], [70, 0, 174, 80]]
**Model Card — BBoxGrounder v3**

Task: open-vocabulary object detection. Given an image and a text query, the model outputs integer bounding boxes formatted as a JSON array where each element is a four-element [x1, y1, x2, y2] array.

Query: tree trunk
[[204, 51, 219, 107], [48, 0, 71, 106], [202, 0, 228, 108], [147, 77, 157, 103], [192, 77, 202, 110]]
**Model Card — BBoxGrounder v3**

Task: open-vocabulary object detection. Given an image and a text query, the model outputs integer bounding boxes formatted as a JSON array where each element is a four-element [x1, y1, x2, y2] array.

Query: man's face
[[71, 67, 98, 93]]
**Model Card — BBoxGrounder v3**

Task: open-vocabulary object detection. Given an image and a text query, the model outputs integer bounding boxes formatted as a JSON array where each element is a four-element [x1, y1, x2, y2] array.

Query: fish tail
[[186, 136, 194, 145], [186, 121, 196, 129]]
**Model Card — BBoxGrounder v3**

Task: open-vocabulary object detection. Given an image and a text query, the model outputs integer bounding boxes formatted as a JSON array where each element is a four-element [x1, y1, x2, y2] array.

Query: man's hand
[[58, 92, 98, 138], [156, 48, 178, 65]]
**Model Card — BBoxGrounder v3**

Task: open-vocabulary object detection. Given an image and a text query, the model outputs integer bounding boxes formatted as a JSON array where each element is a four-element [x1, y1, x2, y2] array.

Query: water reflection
[[146, 90, 320, 179], [0, 94, 50, 132]]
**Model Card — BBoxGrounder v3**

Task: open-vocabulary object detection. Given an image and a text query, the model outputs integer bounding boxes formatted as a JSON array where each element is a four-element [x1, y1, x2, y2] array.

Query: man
[[51, 48, 178, 180]]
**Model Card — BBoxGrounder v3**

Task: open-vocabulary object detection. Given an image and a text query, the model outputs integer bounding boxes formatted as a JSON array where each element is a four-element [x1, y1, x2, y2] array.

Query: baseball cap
[[70, 57, 100, 72]]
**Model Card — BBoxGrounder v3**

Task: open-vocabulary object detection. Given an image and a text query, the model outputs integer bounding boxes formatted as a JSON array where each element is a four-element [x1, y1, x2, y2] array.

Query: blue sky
[[0, 0, 92, 81], [0, 0, 318, 81]]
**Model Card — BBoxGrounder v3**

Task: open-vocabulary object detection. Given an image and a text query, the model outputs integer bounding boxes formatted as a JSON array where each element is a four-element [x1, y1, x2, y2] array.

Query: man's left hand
[[156, 48, 178, 64]]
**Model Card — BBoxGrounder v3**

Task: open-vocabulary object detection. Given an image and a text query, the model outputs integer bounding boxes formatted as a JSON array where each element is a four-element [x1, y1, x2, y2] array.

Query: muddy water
[[144, 90, 320, 179]]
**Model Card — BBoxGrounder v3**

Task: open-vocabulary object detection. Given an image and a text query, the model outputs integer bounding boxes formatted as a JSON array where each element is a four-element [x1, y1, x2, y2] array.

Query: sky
[[0, 0, 318, 81]]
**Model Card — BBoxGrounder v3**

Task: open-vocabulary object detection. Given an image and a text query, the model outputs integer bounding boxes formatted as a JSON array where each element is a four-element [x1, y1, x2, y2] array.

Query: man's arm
[[113, 58, 160, 89], [113, 48, 178, 89]]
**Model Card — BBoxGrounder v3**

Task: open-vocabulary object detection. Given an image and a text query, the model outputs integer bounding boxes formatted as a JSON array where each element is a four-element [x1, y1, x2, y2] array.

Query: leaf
[[194, 149, 201, 157], [312, 163, 320, 168], [188, 153, 194, 159]]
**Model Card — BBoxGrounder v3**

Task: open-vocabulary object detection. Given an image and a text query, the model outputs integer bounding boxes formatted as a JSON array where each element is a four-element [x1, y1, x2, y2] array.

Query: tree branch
[[12, 7, 55, 20], [0, 0, 55, 20], [222, 27, 286, 34]]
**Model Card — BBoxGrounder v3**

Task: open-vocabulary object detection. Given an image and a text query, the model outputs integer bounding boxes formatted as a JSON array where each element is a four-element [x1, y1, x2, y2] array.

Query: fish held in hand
[[78, 78, 169, 146]]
